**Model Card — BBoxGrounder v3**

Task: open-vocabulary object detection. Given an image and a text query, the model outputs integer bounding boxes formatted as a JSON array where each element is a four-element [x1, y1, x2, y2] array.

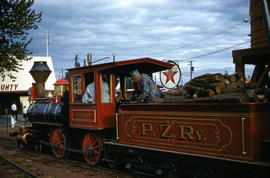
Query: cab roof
[[68, 57, 173, 75]]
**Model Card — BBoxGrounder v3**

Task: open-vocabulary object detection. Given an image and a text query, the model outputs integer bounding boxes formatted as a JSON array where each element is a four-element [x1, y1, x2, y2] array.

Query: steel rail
[[0, 154, 38, 178]]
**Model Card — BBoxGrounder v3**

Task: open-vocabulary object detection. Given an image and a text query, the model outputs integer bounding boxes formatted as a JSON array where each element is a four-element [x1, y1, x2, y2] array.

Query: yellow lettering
[[141, 123, 152, 136], [160, 124, 172, 138], [194, 130, 203, 141], [179, 126, 194, 140]]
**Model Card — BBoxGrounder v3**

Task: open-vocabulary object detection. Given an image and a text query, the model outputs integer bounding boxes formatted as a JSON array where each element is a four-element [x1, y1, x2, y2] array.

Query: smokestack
[[30, 61, 51, 98], [87, 53, 92, 66]]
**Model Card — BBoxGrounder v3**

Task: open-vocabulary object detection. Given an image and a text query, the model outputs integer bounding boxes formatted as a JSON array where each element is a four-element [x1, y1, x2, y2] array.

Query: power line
[[147, 19, 249, 56], [180, 41, 249, 61], [181, 20, 248, 50]]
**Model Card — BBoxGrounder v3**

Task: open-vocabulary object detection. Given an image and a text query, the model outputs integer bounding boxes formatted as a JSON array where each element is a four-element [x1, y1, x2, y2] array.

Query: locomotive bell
[[30, 61, 51, 98]]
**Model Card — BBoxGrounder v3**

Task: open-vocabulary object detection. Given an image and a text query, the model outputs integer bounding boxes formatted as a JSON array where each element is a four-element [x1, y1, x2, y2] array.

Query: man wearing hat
[[131, 69, 164, 103]]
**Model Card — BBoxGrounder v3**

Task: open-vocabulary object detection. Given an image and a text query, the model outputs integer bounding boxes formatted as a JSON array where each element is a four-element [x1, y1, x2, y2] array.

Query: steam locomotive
[[16, 58, 270, 178]]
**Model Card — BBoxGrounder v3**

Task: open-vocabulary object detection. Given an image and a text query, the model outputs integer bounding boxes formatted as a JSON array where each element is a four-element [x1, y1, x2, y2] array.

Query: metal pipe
[[39, 140, 85, 154], [260, 0, 270, 50], [116, 113, 119, 140]]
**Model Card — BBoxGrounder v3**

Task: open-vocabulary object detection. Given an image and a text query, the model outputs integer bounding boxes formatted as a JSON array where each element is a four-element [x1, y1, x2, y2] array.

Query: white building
[[0, 56, 56, 113]]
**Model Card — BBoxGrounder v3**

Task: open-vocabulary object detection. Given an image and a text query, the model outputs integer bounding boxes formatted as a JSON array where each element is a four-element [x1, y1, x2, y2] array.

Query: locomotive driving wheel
[[82, 133, 103, 166], [51, 128, 68, 159]]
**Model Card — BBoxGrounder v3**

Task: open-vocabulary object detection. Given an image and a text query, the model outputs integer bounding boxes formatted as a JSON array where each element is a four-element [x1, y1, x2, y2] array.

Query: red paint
[[118, 103, 270, 162], [67, 58, 172, 130]]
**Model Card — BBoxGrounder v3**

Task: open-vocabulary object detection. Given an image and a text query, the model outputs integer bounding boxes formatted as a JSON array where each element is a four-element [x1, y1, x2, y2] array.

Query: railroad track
[[0, 137, 148, 178], [0, 155, 38, 178], [0, 137, 38, 177]]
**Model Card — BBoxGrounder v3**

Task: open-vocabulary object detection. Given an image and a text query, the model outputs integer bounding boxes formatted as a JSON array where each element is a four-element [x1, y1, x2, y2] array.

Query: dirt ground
[[0, 125, 19, 138], [0, 118, 142, 178]]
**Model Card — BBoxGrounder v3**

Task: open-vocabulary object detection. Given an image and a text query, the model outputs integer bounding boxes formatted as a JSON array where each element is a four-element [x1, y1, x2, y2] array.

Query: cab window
[[82, 73, 95, 104], [72, 75, 82, 103], [55, 85, 62, 95], [115, 75, 134, 101], [101, 73, 111, 103]]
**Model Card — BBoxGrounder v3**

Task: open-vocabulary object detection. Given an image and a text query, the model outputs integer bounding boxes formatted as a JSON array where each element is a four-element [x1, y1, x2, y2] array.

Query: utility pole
[[188, 61, 194, 80], [112, 53, 115, 62], [74, 55, 80, 68]]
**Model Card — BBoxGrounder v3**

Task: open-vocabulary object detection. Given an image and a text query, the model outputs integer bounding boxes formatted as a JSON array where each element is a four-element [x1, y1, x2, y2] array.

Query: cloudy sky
[[28, 0, 251, 84]]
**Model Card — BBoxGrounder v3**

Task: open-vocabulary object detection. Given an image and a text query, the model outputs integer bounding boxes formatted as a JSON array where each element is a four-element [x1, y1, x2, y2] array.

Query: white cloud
[[114, 0, 168, 7], [29, 0, 250, 82]]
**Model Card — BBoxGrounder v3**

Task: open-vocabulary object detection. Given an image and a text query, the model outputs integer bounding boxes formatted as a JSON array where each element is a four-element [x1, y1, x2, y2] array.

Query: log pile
[[162, 73, 270, 103]]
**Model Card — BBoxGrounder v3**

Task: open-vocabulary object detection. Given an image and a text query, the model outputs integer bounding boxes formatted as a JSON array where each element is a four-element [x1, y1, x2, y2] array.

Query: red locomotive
[[16, 57, 270, 178]]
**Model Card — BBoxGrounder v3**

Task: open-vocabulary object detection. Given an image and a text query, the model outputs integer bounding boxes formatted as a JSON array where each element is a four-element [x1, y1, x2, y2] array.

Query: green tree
[[0, 0, 42, 79]]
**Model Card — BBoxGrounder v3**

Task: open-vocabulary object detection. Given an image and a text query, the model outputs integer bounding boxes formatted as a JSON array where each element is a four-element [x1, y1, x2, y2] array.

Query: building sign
[[0, 84, 19, 91], [0, 56, 56, 92], [160, 60, 181, 89]]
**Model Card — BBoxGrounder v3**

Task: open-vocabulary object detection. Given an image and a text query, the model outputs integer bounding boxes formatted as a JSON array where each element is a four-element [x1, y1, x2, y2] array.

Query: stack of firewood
[[183, 73, 246, 97], [162, 73, 269, 103]]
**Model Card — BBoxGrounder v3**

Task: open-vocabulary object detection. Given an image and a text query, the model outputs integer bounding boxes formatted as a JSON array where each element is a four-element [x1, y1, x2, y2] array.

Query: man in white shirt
[[82, 82, 95, 103], [23, 106, 28, 121], [11, 102, 17, 120], [102, 79, 110, 102], [82, 74, 110, 104], [11, 102, 17, 128]]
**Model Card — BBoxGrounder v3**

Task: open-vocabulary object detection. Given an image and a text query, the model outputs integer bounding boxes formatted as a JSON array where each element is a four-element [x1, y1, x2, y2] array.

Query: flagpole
[[46, 30, 49, 57]]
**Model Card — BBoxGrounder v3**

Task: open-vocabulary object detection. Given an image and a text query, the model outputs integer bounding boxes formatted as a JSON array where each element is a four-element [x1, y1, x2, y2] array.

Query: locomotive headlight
[[22, 132, 32, 144]]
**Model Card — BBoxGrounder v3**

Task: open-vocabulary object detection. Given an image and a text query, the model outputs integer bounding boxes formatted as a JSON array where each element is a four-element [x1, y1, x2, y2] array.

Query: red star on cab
[[162, 69, 178, 84]]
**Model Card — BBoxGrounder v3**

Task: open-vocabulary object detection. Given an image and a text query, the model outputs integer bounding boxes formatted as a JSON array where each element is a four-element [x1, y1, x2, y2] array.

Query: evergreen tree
[[0, 0, 42, 79]]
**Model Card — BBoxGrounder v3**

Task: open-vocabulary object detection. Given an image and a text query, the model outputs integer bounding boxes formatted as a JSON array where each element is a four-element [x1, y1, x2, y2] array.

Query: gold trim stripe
[[120, 110, 254, 118], [241, 117, 247, 155], [116, 113, 119, 140]]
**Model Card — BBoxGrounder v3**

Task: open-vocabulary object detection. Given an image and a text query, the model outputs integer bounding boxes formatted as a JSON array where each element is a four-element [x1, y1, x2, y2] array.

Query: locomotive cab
[[69, 71, 116, 129], [68, 58, 173, 130]]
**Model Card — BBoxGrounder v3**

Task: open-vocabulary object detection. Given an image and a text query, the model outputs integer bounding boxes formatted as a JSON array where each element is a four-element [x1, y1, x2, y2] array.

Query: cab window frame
[[82, 72, 95, 104], [71, 74, 83, 103], [100, 73, 112, 103]]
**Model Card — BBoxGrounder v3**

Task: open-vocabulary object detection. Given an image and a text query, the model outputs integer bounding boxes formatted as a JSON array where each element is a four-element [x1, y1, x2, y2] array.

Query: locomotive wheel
[[82, 133, 103, 166], [51, 128, 68, 159]]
